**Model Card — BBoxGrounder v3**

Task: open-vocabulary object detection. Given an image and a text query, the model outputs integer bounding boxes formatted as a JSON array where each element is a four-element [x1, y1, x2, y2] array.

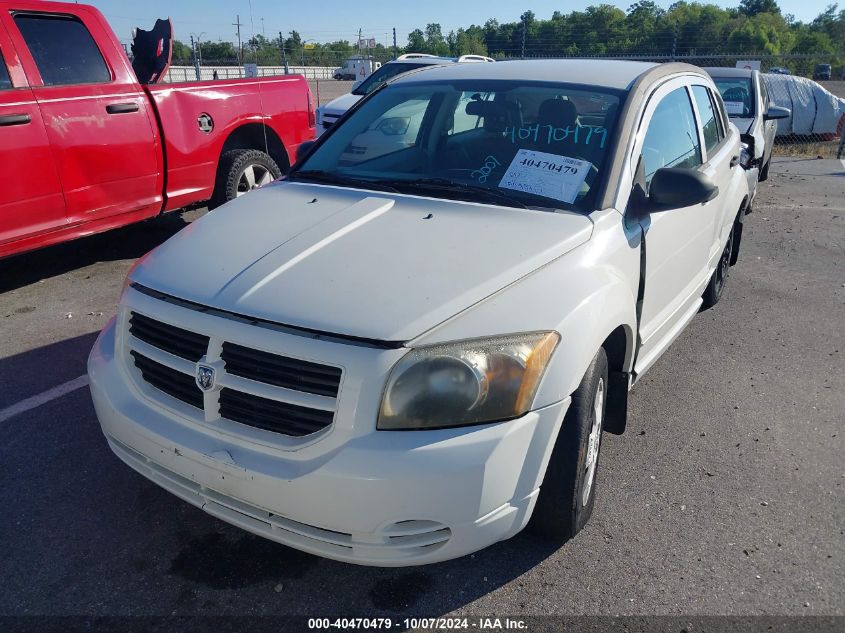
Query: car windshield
[[293, 80, 622, 212], [712, 77, 754, 118], [352, 62, 434, 96]]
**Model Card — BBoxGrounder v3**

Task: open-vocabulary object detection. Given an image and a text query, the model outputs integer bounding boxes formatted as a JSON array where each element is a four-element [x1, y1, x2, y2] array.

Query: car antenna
[[247, 0, 270, 157]]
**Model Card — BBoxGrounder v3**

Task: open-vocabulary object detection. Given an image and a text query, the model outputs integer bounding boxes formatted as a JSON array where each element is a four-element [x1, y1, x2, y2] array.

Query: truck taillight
[[308, 91, 316, 128]]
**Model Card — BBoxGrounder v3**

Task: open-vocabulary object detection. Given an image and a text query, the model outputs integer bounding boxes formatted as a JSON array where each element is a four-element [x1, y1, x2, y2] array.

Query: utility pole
[[279, 31, 289, 74], [393, 27, 397, 59], [233, 14, 243, 65], [190, 35, 200, 81], [521, 18, 527, 59]]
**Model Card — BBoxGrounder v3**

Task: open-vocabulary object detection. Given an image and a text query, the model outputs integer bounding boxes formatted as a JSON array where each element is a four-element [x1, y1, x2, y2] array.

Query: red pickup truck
[[0, 0, 315, 259]]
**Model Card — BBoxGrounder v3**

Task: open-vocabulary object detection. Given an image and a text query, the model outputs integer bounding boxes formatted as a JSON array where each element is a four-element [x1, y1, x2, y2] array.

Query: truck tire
[[210, 149, 281, 209], [528, 347, 608, 541], [701, 219, 736, 310]]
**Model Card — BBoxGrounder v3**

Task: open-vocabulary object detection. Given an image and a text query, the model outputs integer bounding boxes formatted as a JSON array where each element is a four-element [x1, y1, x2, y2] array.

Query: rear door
[[0, 23, 65, 246], [689, 83, 737, 263], [4, 7, 162, 225]]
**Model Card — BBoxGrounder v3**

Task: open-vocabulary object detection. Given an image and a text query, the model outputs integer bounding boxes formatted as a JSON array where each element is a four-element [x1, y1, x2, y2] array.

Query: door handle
[[0, 113, 31, 127], [106, 102, 140, 114], [730, 154, 740, 168]]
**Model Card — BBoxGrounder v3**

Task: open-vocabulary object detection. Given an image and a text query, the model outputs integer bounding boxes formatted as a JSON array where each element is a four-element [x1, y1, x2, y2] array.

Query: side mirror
[[648, 168, 719, 208], [351, 80, 362, 91], [296, 140, 316, 162], [764, 105, 790, 121]]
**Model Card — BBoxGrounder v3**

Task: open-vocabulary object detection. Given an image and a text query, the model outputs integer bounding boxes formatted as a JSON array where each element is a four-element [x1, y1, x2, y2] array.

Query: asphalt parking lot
[[0, 158, 842, 621]]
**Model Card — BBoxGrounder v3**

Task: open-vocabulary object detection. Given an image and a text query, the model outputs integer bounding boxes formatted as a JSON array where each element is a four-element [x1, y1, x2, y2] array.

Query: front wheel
[[210, 149, 282, 209], [528, 348, 608, 541]]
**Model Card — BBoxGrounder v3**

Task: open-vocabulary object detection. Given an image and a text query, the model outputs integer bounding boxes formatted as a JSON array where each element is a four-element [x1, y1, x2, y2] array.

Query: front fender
[[412, 210, 640, 410]]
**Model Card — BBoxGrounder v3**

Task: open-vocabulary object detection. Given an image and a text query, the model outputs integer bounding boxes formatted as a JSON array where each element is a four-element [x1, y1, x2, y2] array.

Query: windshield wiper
[[288, 170, 398, 193], [377, 177, 529, 209]]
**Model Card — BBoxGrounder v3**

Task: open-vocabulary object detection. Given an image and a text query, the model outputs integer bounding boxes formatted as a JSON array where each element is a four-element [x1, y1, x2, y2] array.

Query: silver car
[[704, 67, 789, 194]]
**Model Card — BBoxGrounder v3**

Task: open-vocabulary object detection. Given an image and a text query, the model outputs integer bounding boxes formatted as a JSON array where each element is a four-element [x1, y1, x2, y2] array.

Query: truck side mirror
[[764, 105, 790, 121]]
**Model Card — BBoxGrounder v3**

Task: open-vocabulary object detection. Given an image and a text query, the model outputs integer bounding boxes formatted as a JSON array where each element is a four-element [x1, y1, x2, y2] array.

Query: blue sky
[[87, 0, 831, 48]]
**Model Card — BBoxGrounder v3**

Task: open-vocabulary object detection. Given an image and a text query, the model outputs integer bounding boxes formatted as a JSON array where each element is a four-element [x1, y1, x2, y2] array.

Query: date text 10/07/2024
[[307, 617, 528, 630]]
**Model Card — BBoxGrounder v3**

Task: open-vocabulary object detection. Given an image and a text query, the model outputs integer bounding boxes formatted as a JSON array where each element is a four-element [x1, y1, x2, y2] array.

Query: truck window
[[14, 14, 110, 86], [0, 52, 11, 89], [641, 87, 702, 188], [691, 85, 723, 155]]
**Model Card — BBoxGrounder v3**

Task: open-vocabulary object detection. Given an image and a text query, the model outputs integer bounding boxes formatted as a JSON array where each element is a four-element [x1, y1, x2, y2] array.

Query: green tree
[[199, 40, 237, 61], [171, 39, 192, 63], [407, 29, 426, 53], [425, 23, 450, 56], [739, 0, 781, 17]]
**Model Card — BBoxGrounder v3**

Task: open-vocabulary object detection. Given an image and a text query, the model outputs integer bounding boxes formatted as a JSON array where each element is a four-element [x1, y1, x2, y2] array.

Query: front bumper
[[88, 319, 569, 566]]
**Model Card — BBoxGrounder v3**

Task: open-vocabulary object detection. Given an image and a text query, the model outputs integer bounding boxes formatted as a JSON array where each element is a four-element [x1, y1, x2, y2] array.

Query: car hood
[[320, 92, 362, 117], [132, 182, 594, 342], [732, 117, 754, 134]]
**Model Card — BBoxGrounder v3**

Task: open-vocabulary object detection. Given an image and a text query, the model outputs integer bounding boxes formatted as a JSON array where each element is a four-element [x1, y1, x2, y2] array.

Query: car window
[[759, 77, 769, 109], [14, 14, 110, 86], [352, 62, 430, 96], [712, 77, 753, 118], [0, 51, 12, 90], [641, 87, 702, 188], [298, 80, 622, 212], [712, 89, 727, 138], [450, 91, 487, 134], [692, 85, 722, 155]]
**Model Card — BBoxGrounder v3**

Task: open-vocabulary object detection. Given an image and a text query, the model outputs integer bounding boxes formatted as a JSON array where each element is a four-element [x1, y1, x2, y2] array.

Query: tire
[[210, 149, 282, 209], [759, 157, 771, 182], [528, 348, 608, 541], [701, 219, 736, 310]]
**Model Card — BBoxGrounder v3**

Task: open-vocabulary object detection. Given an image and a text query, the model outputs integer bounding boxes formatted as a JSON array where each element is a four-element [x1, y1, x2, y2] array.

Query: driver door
[[629, 79, 716, 376]]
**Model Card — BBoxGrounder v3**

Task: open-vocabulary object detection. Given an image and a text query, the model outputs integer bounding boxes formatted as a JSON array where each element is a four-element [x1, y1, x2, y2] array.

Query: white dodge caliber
[[89, 60, 749, 566]]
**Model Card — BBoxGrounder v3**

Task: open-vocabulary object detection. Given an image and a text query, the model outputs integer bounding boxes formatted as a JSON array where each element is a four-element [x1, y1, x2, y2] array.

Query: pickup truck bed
[[0, 0, 315, 259]]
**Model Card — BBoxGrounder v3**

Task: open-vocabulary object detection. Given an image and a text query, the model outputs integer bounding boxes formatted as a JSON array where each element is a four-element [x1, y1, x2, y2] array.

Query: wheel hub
[[583, 377, 604, 506], [236, 164, 273, 197]]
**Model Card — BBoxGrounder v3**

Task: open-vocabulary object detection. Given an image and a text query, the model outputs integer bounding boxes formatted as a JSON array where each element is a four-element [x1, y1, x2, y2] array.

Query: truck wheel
[[701, 220, 736, 310], [529, 348, 608, 541], [211, 149, 281, 209]]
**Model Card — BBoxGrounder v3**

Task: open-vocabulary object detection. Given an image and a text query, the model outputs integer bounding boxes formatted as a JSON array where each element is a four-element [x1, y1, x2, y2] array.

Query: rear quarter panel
[[146, 75, 314, 210]]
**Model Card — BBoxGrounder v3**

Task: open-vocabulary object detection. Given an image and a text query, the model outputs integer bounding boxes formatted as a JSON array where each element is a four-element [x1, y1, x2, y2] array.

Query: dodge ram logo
[[197, 113, 214, 133], [195, 365, 215, 391]]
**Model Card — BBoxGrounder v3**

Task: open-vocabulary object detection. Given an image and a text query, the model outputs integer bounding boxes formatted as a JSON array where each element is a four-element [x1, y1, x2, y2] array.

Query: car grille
[[126, 310, 340, 438], [219, 388, 334, 437], [129, 312, 208, 362], [130, 350, 204, 409], [221, 342, 341, 397]]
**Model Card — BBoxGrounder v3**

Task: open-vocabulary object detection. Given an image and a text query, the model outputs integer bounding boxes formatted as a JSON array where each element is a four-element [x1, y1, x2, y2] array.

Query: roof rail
[[396, 53, 439, 60], [457, 55, 495, 63]]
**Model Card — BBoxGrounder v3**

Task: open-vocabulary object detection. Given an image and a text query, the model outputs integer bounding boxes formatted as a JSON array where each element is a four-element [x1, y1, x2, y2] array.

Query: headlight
[[376, 117, 411, 135], [740, 142, 752, 169], [378, 332, 560, 430]]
